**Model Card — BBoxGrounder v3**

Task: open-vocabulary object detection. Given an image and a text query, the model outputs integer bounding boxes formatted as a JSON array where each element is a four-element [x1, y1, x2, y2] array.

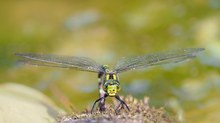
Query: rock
[[0, 83, 65, 123]]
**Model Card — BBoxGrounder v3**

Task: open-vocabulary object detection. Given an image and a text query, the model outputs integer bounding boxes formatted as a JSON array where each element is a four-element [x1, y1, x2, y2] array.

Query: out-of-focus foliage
[[0, 1, 219, 123]]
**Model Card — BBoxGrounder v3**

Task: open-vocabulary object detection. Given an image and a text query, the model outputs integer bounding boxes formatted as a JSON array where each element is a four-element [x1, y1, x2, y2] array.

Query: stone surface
[[0, 83, 65, 123]]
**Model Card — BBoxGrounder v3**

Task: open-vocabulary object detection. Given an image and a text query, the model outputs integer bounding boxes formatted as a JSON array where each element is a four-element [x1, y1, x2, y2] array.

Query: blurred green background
[[0, 0, 220, 122]]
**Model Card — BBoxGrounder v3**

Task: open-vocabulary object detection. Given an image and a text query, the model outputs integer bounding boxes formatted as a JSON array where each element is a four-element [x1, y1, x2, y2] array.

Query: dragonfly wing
[[15, 53, 104, 73], [114, 48, 205, 73]]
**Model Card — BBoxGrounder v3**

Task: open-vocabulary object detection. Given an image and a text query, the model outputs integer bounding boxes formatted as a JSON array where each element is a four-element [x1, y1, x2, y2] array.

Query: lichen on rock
[[57, 95, 173, 123]]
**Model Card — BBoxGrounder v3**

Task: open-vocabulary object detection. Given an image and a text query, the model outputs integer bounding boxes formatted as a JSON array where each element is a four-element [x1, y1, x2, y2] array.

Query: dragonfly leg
[[91, 94, 108, 114], [115, 95, 130, 113], [115, 103, 122, 114], [99, 97, 106, 111]]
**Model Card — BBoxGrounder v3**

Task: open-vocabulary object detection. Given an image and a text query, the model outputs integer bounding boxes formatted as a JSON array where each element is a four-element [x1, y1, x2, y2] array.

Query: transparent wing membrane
[[16, 48, 204, 73], [114, 48, 205, 73], [15, 53, 104, 73]]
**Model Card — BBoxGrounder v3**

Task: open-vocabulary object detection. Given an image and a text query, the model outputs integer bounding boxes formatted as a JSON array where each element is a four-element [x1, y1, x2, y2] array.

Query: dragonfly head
[[103, 80, 120, 97], [107, 85, 119, 97]]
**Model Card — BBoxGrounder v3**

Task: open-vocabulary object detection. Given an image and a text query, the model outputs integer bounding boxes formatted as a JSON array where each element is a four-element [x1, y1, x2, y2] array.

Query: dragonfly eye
[[117, 86, 121, 91], [103, 85, 107, 91]]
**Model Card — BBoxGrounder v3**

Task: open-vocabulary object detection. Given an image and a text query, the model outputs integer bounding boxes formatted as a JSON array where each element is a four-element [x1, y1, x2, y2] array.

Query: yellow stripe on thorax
[[106, 74, 110, 80], [113, 74, 116, 80]]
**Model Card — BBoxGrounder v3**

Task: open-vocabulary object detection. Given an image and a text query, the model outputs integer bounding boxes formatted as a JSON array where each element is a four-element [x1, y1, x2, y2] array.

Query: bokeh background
[[0, 0, 220, 122]]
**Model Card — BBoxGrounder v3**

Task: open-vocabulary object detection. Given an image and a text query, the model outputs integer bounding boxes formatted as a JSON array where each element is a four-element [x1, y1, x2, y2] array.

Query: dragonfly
[[15, 48, 205, 113]]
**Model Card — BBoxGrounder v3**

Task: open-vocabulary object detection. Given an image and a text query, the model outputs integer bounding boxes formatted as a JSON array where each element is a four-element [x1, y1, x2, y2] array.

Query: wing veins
[[114, 48, 204, 73], [16, 53, 103, 73]]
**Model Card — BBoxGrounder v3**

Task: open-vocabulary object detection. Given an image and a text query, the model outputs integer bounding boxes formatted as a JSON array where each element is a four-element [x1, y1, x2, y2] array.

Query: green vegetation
[[0, 1, 220, 123]]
